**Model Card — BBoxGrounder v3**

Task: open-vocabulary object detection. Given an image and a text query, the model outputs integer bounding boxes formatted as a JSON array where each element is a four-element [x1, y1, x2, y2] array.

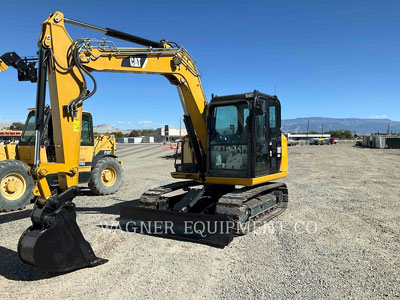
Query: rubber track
[[216, 182, 289, 234], [139, 180, 289, 235], [139, 180, 200, 209]]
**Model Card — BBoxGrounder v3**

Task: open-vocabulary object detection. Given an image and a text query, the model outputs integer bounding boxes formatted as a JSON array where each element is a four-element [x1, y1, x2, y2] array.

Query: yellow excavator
[[0, 53, 123, 212], [17, 12, 288, 272]]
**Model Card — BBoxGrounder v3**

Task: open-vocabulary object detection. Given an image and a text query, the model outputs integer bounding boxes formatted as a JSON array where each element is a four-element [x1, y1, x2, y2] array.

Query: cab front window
[[21, 112, 48, 143], [209, 103, 249, 170]]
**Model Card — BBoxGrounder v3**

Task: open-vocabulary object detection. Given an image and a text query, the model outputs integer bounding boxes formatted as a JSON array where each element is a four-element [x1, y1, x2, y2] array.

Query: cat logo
[[121, 55, 147, 68], [130, 57, 141, 67]]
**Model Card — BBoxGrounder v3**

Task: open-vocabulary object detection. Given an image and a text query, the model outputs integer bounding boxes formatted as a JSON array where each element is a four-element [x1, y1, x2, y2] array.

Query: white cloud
[[138, 120, 159, 129], [369, 115, 389, 119], [117, 121, 132, 125]]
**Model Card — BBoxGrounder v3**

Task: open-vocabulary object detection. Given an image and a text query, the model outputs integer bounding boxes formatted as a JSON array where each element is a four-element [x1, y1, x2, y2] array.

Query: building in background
[[116, 137, 143, 144], [0, 130, 22, 144], [157, 127, 187, 140], [362, 134, 400, 149], [286, 133, 331, 141]]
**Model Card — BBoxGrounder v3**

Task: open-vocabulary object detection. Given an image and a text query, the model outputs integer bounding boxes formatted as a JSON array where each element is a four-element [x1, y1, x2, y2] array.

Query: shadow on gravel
[[78, 187, 97, 196], [0, 246, 64, 281], [0, 209, 32, 224], [76, 199, 139, 216], [78, 187, 119, 196], [0, 196, 139, 221]]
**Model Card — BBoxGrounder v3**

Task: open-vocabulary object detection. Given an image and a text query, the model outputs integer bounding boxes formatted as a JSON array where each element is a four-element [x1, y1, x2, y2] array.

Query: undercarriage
[[119, 180, 288, 247]]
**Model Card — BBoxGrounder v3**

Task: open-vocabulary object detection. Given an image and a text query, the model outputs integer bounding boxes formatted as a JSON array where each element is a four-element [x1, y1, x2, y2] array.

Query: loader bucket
[[119, 206, 234, 248], [18, 187, 107, 273]]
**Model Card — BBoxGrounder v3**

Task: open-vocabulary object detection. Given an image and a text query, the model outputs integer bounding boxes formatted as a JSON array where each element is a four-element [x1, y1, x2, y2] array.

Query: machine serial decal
[[121, 55, 147, 68]]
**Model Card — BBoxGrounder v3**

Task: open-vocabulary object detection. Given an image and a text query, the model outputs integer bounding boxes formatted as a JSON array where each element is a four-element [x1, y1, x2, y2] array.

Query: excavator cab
[[207, 91, 282, 179], [174, 91, 286, 184]]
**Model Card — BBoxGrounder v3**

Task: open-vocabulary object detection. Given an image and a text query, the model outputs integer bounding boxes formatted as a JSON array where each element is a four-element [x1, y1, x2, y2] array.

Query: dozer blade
[[18, 187, 107, 273], [119, 206, 234, 248]]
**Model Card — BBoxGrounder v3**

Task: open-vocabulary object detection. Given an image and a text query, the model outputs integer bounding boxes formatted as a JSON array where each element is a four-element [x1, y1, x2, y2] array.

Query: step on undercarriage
[[119, 180, 288, 247]]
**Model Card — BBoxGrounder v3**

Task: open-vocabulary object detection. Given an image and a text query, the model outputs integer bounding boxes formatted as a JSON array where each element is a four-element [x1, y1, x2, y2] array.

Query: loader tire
[[0, 160, 35, 212], [89, 157, 123, 195]]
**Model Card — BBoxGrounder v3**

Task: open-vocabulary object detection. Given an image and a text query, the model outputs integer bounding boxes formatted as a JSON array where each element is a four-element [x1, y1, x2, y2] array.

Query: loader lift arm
[[0, 52, 38, 82], [18, 11, 288, 272]]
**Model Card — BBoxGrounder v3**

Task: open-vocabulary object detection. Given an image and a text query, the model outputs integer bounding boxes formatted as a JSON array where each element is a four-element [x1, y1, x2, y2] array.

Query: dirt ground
[[0, 143, 399, 299]]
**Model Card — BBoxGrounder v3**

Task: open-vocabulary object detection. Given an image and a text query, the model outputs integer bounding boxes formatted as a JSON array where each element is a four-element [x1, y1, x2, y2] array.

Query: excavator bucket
[[119, 206, 234, 248], [18, 187, 107, 272]]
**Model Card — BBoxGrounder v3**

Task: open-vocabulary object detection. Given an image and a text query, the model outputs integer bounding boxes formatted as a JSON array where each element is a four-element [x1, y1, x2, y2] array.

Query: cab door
[[267, 98, 281, 173], [254, 97, 281, 176], [254, 103, 269, 176]]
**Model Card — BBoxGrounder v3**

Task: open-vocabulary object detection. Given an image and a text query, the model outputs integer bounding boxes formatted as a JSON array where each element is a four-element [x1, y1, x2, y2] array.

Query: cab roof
[[209, 90, 279, 105]]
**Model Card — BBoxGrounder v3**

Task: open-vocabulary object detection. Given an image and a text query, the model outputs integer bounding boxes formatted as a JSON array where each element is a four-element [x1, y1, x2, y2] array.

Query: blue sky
[[0, 0, 399, 129]]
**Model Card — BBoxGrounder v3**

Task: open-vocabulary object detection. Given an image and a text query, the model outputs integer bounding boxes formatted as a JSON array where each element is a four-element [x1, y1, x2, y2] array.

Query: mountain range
[[95, 118, 400, 134], [2, 118, 398, 134], [93, 124, 131, 134], [0, 123, 9, 130], [281, 117, 399, 134]]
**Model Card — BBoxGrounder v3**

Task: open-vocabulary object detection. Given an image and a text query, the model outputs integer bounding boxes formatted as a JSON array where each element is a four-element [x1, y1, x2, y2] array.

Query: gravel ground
[[0, 143, 399, 299]]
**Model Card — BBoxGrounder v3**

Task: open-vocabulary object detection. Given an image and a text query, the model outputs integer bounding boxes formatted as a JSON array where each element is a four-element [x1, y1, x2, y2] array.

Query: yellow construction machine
[[0, 54, 123, 212], [17, 12, 288, 272]]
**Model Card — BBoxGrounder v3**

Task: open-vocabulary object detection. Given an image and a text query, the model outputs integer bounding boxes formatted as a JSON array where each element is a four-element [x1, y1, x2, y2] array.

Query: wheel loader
[[0, 54, 123, 212], [16, 12, 289, 272]]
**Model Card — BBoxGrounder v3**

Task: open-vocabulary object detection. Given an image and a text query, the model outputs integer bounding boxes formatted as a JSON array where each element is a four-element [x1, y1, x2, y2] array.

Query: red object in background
[[329, 138, 338, 144], [162, 144, 182, 150], [0, 130, 22, 136]]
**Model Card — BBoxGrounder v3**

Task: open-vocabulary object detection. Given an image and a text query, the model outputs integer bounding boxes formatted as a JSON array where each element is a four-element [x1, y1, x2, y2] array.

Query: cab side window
[[269, 106, 276, 129], [81, 113, 93, 145]]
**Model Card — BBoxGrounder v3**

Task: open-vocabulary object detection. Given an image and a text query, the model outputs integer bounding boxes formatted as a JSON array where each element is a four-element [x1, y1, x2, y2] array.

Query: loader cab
[[19, 109, 94, 163], [206, 91, 282, 179]]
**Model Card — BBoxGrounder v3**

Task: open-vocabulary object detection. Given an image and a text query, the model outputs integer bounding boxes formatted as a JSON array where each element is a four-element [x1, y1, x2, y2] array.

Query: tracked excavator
[[17, 12, 289, 272], [0, 53, 123, 211]]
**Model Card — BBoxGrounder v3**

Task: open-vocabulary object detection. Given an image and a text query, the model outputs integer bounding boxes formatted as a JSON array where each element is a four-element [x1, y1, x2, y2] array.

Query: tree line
[[2, 122, 25, 131], [298, 129, 353, 139]]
